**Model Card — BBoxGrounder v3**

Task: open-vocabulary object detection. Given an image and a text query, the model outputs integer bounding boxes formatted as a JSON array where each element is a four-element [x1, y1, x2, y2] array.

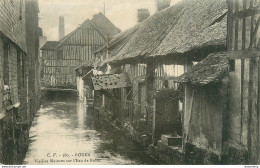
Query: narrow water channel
[[23, 94, 159, 165]]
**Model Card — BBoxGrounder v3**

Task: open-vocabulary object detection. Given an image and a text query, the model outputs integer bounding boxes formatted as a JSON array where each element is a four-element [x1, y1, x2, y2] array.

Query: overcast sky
[[39, 0, 181, 41]]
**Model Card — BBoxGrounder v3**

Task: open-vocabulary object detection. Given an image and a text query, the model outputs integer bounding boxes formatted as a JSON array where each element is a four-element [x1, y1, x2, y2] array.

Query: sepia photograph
[[0, 0, 259, 166]]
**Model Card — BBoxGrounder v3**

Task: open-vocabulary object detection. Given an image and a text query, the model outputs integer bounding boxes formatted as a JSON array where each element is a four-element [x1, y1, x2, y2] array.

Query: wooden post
[[250, 0, 255, 48], [234, 1, 239, 50], [241, 58, 250, 146], [152, 98, 156, 144], [146, 60, 155, 142], [183, 55, 192, 152], [242, 0, 247, 50], [249, 16, 260, 49], [248, 58, 259, 163], [227, 0, 234, 50], [256, 58, 260, 164]]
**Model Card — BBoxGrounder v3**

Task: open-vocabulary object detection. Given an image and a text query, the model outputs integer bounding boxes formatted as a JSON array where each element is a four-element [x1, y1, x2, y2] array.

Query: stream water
[[23, 94, 159, 165]]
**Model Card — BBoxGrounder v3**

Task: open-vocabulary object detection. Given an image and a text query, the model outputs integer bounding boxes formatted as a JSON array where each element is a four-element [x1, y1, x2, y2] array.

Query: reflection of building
[[41, 13, 120, 88], [77, 100, 87, 129], [75, 64, 94, 104]]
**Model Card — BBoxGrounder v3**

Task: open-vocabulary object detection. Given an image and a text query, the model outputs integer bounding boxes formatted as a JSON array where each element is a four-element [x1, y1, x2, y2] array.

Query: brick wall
[[0, 0, 27, 52]]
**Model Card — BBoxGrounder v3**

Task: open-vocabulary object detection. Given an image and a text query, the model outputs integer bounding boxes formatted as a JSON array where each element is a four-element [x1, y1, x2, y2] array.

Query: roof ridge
[[55, 19, 92, 49], [91, 12, 121, 32]]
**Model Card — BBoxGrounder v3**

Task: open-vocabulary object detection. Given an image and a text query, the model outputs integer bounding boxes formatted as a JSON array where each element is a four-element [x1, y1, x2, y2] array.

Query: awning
[[91, 73, 132, 90]]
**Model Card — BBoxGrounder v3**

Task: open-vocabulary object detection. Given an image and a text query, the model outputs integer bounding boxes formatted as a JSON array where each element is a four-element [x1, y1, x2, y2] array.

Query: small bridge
[[41, 87, 78, 99], [41, 87, 77, 92]]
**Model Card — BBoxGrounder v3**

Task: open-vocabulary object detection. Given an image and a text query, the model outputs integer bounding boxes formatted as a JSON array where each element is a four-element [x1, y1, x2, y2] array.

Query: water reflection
[[77, 101, 86, 129], [23, 96, 158, 165]]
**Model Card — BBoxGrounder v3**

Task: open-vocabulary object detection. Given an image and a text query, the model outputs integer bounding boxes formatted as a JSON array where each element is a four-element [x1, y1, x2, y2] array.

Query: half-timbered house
[[93, 1, 227, 164], [178, 0, 260, 164], [41, 13, 120, 88]]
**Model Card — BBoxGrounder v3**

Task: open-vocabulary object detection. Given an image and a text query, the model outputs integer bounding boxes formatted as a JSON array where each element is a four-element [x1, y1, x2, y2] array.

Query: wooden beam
[[241, 1, 247, 146], [249, 16, 260, 49], [248, 57, 259, 163], [257, 57, 260, 163], [227, 0, 234, 50], [234, 1, 239, 50], [232, 7, 260, 19], [155, 76, 178, 80], [241, 58, 250, 147], [247, 57, 254, 162], [227, 50, 260, 59], [41, 88, 77, 92], [242, 0, 247, 50], [250, 0, 256, 49]]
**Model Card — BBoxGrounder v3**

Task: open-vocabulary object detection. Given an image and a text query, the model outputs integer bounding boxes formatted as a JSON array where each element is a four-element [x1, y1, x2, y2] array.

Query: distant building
[[156, 0, 171, 11], [41, 13, 120, 88], [137, 9, 150, 22]]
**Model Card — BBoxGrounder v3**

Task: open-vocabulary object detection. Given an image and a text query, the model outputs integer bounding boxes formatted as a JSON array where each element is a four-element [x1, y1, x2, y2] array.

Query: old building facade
[[41, 13, 120, 89], [88, 0, 228, 164], [0, 0, 41, 164], [178, 0, 260, 165]]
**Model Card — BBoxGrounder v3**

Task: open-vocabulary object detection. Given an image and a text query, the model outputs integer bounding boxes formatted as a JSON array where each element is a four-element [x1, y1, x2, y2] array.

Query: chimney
[[156, 0, 171, 11], [59, 16, 65, 40], [137, 9, 150, 23]]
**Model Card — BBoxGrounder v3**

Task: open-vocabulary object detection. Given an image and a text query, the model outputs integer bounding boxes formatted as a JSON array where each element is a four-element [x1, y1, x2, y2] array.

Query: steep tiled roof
[[178, 52, 229, 86], [0, 0, 27, 52], [41, 41, 60, 50], [91, 12, 121, 38], [56, 13, 120, 49], [102, 0, 227, 64]]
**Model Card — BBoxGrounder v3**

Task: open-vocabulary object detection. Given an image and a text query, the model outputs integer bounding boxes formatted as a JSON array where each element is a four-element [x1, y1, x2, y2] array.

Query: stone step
[[161, 134, 182, 146]]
